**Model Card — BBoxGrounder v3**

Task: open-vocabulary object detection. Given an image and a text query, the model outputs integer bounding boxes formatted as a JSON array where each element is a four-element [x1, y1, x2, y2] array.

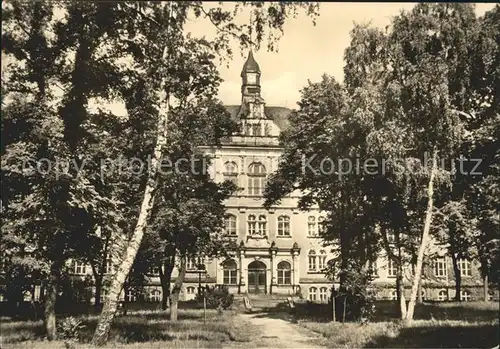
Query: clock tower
[[241, 50, 261, 102]]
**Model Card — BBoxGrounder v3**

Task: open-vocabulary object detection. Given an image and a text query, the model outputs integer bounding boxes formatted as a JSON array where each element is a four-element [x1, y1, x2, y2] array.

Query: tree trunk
[[483, 275, 488, 301], [170, 255, 187, 322], [396, 273, 407, 319], [405, 150, 437, 323], [417, 276, 423, 304], [94, 275, 103, 308], [44, 263, 59, 340], [91, 74, 171, 347], [451, 253, 461, 302], [160, 259, 175, 310]]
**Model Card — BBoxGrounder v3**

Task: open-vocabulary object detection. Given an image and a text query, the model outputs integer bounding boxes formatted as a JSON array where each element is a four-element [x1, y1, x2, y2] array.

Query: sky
[[187, 2, 496, 109]]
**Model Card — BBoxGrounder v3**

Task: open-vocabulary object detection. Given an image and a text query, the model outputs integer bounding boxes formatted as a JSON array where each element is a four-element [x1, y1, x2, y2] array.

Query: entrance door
[[248, 260, 267, 294]]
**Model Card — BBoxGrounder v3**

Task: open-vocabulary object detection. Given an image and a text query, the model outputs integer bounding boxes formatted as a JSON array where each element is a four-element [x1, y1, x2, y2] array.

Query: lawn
[[0, 308, 260, 349], [295, 301, 500, 348]]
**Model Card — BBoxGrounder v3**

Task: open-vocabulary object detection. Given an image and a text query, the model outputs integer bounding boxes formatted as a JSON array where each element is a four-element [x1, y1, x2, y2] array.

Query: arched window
[[225, 214, 237, 236], [318, 250, 327, 271], [390, 290, 397, 301], [277, 215, 291, 236], [187, 258, 197, 271], [223, 161, 238, 185], [319, 287, 328, 302], [277, 261, 291, 285], [387, 259, 397, 277], [149, 289, 161, 302], [186, 286, 196, 294], [309, 287, 318, 301], [460, 290, 471, 301], [307, 216, 317, 237], [308, 250, 317, 271], [420, 290, 426, 301], [248, 215, 257, 235], [437, 290, 447, 301], [248, 163, 266, 196], [318, 216, 326, 234], [222, 259, 238, 285], [257, 215, 267, 235]]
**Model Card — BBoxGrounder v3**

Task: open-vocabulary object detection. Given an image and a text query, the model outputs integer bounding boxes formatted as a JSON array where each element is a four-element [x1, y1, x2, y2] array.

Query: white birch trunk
[[405, 150, 438, 323]]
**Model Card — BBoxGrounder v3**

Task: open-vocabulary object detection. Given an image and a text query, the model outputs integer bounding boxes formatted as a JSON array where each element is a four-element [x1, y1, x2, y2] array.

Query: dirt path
[[226, 312, 326, 349]]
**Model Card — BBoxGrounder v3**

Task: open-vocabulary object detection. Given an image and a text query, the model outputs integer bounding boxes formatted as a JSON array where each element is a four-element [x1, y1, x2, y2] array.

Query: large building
[[4, 51, 495, 305]]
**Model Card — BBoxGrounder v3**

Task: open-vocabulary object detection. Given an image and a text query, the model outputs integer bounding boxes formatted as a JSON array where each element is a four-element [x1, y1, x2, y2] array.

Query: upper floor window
[[248, 163, 266, 196], [74, 261, 86, 275], [387, 259, 397, 277], [148, 265, 160, 276], [225, 214, 237, 236], [387, 231, 396, 244], [252, 123, 262, 136], [458, 259, 471, 277], [105, 259, 114, 274], [277, 261, 291, 285], [223, 161, 239, 186], [434, 258, 447, 277], [257, 215, 267, 235], [307, 216, 317, 237], [308, 250, 317, 272], [277, 215, 291, 236], [264, 124, 271, 136], [318, 250, 327, 271], [248, 215, 257, 235], [318, 216, 326, 234], [187, 258, 197, 271]]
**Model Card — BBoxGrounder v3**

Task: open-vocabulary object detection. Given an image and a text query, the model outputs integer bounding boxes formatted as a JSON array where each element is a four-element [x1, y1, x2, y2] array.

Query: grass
[[0, 308, 259, 349], [293, 301, 500, 348]]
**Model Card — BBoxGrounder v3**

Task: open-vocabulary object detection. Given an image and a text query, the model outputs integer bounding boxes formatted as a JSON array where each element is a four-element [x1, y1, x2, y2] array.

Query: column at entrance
[[269, 245, 277, 294], [291, 243, 300, 294], [239, 249, 246, 294]]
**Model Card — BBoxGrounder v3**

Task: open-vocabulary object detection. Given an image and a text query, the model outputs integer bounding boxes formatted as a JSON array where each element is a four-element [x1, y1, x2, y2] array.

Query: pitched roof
[[224, 105, 292, 131]]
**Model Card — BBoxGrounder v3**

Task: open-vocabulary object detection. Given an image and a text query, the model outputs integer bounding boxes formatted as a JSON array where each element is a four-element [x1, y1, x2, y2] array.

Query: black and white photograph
[[1, 1, 499, 348]]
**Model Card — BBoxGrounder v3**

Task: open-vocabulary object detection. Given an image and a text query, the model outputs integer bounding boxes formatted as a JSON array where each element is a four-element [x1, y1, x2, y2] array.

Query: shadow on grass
[[364, 322, 500, 348]]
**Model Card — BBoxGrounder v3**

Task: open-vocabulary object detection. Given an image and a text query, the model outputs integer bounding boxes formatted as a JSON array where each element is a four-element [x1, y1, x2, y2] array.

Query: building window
[[369, 259, 379, 277], [222, 259, 238, 285], [148, 265, 160, 276], [460, 290, 471, 301], [277, 261, 291, 285], [223, 161, 238, 186], [186, 286, 196, 294], [248, 215, 257, 235], [437, 290, 447, 301], [318, 250, 327, 271], [390, 290, 397, 301], [319, 287, 328, 302], [126, 290, 136, 302], [307, 216, 317, 237], [458, 259, 471, 277], [74, 261, 86, 275], [257, 215, 267, 235], [225, 214, 237, 236], [187, 258, 197, 271], [248, 163, 266, 196], [488, 291, 494, 301], [387, 259, 397, 277], [105, 259, 114, 275], [252, 123, 262, 136], [434, 258, 447, 277], [420, 290, 426, 301], [387, 231, 396, 243], [309, 287, 317, 301], [149, 289, 161, 302], [318, 216, 326, 234], [308, 250, 317, 272], [277, 215, 291, 236]]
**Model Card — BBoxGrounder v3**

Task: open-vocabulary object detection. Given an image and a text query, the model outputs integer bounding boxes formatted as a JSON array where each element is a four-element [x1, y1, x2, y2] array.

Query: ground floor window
[[149, 289, 161, 302], [309, 287, 317, 301], [437, 290, 447, 301], [277, 261, 291, 285], [390, 290, 397, 301], [186, 286, 196, 294], [223, 259, 238, 285], [460, 290, 471, 301], [319, 287, 328, 302]]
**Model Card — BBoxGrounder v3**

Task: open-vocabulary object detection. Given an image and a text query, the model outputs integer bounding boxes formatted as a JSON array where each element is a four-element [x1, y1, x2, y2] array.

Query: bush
[[197, 285, 234, 311], [57, 316, 85, 349]]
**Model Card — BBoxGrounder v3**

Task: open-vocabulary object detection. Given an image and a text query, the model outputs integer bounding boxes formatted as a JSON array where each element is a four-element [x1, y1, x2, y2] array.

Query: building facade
[[3, 51, 496, 305]]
